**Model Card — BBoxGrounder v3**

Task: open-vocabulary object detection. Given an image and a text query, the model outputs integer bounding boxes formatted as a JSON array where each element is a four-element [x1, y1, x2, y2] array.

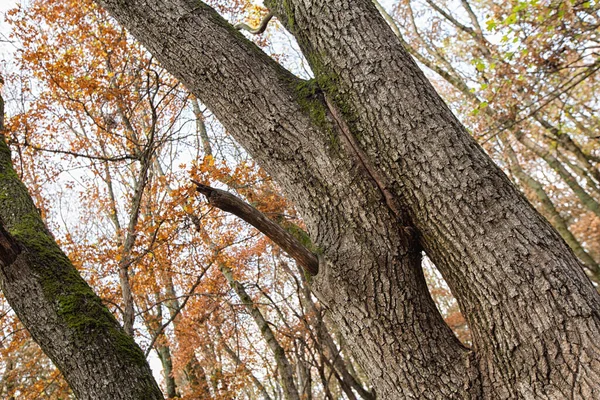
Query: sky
[[0, 0, 18, 61]]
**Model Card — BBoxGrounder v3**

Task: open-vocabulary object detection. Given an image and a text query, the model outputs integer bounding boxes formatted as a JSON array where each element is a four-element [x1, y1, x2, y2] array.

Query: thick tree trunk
[[0, 136, 163, 399], [86, 0, 600, 398], [267, 1, 600, 398]]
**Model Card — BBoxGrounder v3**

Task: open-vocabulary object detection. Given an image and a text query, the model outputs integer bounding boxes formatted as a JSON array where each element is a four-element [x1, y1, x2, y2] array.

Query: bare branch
[[235, 12, 274, 35], [9, 140, 138, 162], [192, 180, 319, 275]]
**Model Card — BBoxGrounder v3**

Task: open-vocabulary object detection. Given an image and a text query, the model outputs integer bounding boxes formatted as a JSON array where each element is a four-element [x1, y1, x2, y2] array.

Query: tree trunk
[[0, 136, 163, 399], [85, 0, 600, 397], [220, 264, 300, 400], [221, 339, 273, 400], [156, 342, 178, 398]]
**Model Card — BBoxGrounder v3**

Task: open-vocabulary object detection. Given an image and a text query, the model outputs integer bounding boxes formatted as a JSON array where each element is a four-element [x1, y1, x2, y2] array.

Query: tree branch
[[192, 180, 319, 275], [235, 12, 274, 35]]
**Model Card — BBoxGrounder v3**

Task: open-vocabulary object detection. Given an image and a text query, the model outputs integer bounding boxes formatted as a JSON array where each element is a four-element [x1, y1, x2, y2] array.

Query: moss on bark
[[0, 136, 148, 369]]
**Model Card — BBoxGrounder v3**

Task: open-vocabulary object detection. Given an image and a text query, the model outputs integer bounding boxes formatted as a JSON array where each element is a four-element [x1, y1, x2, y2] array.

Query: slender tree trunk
[[295, 345, 312, 400], [220, 264, 301, 400], [505, 144, 600, 277], [144, 294, 178, 399], [221, 339, 273, 400], [516, 131, 600, 217], [156, 342, 178, 398]]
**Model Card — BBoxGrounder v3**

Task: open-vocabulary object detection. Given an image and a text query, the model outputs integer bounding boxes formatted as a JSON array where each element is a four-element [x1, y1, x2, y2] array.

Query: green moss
[[264, 0, 295, 30], [282, 0, 296, 30], [113, 327, 148, 366], [295, 79, 328, 126], [0, 136, 147, 367], [281, 221, 321, 254]]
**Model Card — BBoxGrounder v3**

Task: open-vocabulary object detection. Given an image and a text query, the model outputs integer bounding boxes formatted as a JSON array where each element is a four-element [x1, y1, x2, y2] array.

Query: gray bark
[[80, 0, 600, 398]]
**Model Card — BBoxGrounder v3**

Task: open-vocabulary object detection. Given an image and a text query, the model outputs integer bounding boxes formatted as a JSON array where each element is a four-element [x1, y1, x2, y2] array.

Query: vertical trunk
[[295, 345, 312, 400], [156, 343, 178, 398], [118, 153, 152, 336], [220, 264, 300, 400], [191, 96, 213, 157], [145, 295, 179, 399]]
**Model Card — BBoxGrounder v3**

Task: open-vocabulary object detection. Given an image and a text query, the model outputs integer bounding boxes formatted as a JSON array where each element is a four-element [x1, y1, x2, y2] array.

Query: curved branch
[[192, 180, 319, 275], [235, 12, 274, 35]]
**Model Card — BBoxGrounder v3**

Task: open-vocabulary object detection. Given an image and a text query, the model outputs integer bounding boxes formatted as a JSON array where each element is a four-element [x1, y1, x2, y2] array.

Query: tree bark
[[0, 135, 163, 399], [194, 181, 318, 275], [81, 0, 600, 397]]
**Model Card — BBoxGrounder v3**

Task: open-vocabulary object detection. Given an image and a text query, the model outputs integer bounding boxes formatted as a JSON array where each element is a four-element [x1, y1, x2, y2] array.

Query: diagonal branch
[[235, 11, 274, 35], [192, 180, 319, 275]]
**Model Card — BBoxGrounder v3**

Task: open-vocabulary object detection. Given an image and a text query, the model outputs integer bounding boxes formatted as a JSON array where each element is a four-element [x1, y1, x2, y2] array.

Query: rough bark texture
[[0, 136, 163, 399], [83, 0, 600, 398], [266, 1, 600, 398]]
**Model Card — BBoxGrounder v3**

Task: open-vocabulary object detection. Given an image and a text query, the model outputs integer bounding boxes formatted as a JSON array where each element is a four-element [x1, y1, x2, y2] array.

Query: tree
[[376, 0, 600, 279], [2, 1, 381, 397], [0, 90, 164, 398], [85, 0, 600, 398]]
